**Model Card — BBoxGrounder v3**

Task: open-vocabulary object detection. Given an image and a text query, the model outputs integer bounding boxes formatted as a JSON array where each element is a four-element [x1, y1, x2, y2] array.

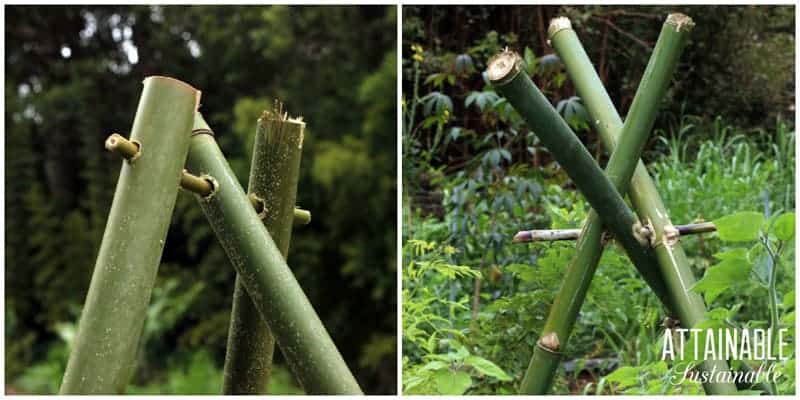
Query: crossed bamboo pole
[[60, 78, 361, 394], [186, 114, 362, 394], [488, 14, 739, 395]]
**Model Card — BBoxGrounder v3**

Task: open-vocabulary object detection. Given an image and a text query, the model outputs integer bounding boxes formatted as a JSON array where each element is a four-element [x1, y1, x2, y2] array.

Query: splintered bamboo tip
[[260, 99, 306, 127], [548, 17, 572, 38], [486, 50, 522, 86], [512, 231, 531, 243], [665, 13, 695, 32]]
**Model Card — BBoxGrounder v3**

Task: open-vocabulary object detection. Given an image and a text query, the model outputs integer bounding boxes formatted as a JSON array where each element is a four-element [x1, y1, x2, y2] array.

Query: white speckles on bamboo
[[188, 132, 361, 394]]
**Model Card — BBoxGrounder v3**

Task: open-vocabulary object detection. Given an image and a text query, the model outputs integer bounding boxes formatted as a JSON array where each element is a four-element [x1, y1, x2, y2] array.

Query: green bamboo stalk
[[486, 53, 673, 310], [222, 104, 306, 394], [186, 116, 362, 395], [60, 76, 200, 394], [548, 15, 737, 395]]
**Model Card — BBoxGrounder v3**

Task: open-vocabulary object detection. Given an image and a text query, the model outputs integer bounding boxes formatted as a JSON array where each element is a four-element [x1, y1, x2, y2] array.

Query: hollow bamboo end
[[105, 133, 140, 160], [548, 17, 573, 39], [105, 133, 122, 150], [486, 50, 523, 86], [143, 75, 202, 111], [665, 13, 695, 32]]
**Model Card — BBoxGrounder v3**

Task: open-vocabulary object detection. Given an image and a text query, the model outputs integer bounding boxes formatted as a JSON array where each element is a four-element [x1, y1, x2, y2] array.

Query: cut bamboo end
[[293, 208, 311, 226], [143, 76, 201, 111], [259, 100, 306, 149], [512, 231, 531, 243], [486, 50, 523, 86], [665, 13, 695, 32], [105, 133, 141, 160], [537, 332, 561, 353], [180, 170, 215, 197], [548, 17, 572, 39], [260, 99, 306, 127]]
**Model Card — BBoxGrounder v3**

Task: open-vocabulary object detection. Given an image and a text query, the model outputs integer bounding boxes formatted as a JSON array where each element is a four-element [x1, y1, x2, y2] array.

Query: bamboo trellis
[[59, 78, 362, 395], [487, 14, 748, 395]]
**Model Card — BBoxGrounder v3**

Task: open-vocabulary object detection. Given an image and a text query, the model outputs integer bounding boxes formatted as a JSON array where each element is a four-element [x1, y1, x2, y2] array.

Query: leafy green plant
[[402, 239, 514, 394]]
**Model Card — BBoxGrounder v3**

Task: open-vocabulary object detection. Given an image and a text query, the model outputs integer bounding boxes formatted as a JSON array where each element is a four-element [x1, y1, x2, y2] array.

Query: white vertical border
[[395, 1, 404, 396]]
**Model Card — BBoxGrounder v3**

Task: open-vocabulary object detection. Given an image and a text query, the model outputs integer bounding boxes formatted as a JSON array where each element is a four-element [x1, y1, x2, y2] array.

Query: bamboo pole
[[513, 222, 716, 243], [486, 53, 673, 310], [222, 104, 306, 394], [547, 15, 737, 395], [186, 118, 362, 395], [60, 77, 200, 394]]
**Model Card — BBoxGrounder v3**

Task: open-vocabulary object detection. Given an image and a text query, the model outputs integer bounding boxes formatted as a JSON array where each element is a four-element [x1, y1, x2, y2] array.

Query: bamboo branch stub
[[105, 133, 141, 161], [180, 170, 215, 197], [246, 193, 311, 226], [293, 208, 312, 226]]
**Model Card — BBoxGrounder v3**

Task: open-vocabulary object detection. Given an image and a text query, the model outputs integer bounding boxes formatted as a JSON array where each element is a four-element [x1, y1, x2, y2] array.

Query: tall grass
[[651, 116, 794, 223]]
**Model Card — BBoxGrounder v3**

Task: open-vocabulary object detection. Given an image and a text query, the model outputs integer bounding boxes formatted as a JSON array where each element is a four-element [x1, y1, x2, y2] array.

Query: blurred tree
[[5, 5, 396, 394]]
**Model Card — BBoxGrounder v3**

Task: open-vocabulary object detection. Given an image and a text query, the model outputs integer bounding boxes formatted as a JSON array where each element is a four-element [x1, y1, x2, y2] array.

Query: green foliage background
[[5, 5, 396, 394]]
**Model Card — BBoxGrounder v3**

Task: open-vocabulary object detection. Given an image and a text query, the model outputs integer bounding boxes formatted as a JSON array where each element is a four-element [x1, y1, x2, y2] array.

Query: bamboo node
[[192, 111, 215, 137], [537, 332, 561, 354], [548, 17, 572, 39]]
